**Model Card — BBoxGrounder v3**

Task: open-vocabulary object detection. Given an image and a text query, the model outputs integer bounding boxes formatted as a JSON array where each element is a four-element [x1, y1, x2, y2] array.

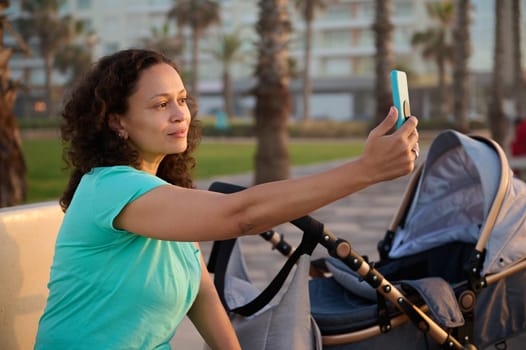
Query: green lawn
[[22, 138, 364, 203], [22, 138, 66, 203]]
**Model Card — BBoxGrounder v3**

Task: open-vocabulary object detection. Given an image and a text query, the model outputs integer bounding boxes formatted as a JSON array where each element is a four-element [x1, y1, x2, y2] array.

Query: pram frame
[[209, 133, 518, 350], [209, 182, 472, 349]]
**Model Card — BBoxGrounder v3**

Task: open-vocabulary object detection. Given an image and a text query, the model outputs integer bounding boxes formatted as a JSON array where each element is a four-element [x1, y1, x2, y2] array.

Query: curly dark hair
[[60, 49, 201, 211]]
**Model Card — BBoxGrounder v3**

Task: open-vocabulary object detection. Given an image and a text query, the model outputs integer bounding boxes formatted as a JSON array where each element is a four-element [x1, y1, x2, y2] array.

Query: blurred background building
[[3, 0, 526, 122]]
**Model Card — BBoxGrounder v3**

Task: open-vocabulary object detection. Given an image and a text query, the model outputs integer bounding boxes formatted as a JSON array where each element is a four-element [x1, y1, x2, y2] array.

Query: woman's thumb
[[370, 106, 397, 137]]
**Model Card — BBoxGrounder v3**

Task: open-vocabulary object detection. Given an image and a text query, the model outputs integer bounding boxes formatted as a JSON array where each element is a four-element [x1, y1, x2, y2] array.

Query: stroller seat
[[310, 241, 472, 336]]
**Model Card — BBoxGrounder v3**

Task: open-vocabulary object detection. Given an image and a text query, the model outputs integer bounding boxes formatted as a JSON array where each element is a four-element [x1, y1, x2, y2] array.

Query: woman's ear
[[108, 114, 128, 140]]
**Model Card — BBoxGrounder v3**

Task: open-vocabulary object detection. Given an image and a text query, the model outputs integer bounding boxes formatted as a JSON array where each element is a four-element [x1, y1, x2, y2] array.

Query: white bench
[[0, 201, 206, 349], [0, 201, 63, 350]]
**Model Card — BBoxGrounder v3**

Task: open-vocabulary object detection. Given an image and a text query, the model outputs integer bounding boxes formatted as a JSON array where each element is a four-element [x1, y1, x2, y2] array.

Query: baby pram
[[207, 129, 526, 349]]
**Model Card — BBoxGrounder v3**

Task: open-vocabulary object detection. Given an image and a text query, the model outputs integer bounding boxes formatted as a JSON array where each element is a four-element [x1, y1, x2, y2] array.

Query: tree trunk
[[223, 68, 234, 118], [44, 53, 55, 118], [302, 1, 313, 122], [0, 13, 27, 207], [253, 0, 292, 184], [0, 105, 27, 208], [373, 0, 394, 127], [436, 52, 448, 120], [512, 0, 525, 119], [488, 0, 509, 147], [452, 0, 471, 133], [190, 26, 200, 99]]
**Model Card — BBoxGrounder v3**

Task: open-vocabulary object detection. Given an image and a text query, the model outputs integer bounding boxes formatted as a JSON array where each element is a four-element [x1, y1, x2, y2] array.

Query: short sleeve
[[88, 166, 168, 231]]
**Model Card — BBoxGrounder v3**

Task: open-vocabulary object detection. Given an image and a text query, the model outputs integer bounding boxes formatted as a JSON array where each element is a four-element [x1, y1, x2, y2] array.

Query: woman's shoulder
[[91, 165, 140, 176], [90, 166, 153, 179], [74, 166, 169, 210], [86, 166, 167, 186]]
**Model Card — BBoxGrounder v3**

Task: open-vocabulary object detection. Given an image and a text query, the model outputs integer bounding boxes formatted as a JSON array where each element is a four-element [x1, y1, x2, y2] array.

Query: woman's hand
[[359, 106, 419, 183]]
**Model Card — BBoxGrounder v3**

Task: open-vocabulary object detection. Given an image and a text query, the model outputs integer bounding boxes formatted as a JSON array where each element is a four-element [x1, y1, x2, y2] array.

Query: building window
[[393, 27, 413, 49], [353, 29, 374, 48], [77, 0, 92, 10], [355, 1, 375, 20], [149, 0, 172, 6], [29, 69, 46, 86], [102, 16, 119, 36], [81, 18, 94, 33], [59, 1, 70, 13], [126, 14, 149, 39], [354, 57, 374, 76], [322, 30, 351, 49], [393, 1, 414, 18], [103, 42, 119, 55], [323, 58, 351, 76], [322, 4, 352, 21]]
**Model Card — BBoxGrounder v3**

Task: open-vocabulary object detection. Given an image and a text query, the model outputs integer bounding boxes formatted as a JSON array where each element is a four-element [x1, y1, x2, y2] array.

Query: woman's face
[[117, 63, 191, 171]]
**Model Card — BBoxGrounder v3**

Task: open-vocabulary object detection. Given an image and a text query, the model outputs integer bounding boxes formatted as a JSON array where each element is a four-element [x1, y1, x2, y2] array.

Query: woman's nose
[[169, 105, 187, 122]]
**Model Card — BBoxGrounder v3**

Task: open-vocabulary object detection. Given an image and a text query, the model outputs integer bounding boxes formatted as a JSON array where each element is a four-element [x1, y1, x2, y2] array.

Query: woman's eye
[[178, 98, 187, 105], [157, 102, 168, 109]]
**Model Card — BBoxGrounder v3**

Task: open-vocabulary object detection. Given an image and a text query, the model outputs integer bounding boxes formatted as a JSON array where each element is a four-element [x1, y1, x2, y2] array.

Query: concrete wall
[[0, 202, 63, 350]]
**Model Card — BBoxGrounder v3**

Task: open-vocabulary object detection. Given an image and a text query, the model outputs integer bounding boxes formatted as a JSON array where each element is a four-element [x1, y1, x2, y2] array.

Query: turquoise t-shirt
[[35, 166, 202, 349]]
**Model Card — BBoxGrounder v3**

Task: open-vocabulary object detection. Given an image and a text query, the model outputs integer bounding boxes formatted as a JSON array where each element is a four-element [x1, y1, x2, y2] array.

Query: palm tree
[[488, 0, 508, 147], [140, 23, 184, 60], [452, 0, 471, 132], [372, 0, 394, 126], [411, 1, 454, 121], [16, 0, 84, 118], [512, 0, 525, 120], [0, 1, 29, 207], [293, 0, 327, 122], [167, 0, 220, 99], [54, 43, 92, 87], [207, 30, 246, 119], [253, 0, 292, 184]]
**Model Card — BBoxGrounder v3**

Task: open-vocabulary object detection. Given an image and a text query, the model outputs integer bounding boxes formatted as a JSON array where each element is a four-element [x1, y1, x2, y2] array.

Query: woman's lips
[[168, 129, 187, 137]]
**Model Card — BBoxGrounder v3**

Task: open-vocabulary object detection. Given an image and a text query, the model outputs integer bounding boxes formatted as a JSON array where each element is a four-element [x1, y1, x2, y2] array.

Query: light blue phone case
[[391, 70, 410, 129]]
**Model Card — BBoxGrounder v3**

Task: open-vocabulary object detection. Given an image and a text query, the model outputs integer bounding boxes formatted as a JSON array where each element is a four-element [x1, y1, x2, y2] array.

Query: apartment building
[[4, 0, 524, 121]]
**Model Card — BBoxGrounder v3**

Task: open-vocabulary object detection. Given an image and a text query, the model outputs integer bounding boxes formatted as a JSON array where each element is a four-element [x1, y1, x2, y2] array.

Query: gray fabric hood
[[389, 130, 526, 275]]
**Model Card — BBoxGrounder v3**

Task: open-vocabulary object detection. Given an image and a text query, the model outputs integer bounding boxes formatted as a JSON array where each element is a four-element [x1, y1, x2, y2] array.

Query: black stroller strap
[[207, 181, 325, 316], [207, 238, 237, 312], [231, 218, 323, 317], [232, 237, 309, 316], [208, 217, 324, 317]]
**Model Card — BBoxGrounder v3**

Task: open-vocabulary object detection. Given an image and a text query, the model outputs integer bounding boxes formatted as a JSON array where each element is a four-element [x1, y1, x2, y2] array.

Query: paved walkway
[[170, 159, 416, 348]]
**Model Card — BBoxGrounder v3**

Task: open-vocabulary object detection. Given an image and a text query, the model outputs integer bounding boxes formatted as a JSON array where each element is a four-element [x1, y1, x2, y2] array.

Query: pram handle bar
[[260, 230, 293, 256], [209, 181, 472, 350]]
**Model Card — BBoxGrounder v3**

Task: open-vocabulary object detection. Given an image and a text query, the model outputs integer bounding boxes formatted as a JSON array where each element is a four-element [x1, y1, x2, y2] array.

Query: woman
[[35, 49, 419, 349]]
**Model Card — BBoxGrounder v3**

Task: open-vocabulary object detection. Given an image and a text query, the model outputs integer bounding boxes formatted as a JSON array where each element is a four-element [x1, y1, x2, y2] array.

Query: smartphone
[[391, 70, 411, 129]]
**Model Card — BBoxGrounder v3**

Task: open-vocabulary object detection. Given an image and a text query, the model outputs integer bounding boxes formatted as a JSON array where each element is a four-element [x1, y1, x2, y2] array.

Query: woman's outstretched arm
[[114, 108, 418, 242]]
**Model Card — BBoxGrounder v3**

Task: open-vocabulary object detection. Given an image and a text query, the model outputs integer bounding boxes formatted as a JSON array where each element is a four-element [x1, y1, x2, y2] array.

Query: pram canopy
[[388, 130, 526, 275]]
